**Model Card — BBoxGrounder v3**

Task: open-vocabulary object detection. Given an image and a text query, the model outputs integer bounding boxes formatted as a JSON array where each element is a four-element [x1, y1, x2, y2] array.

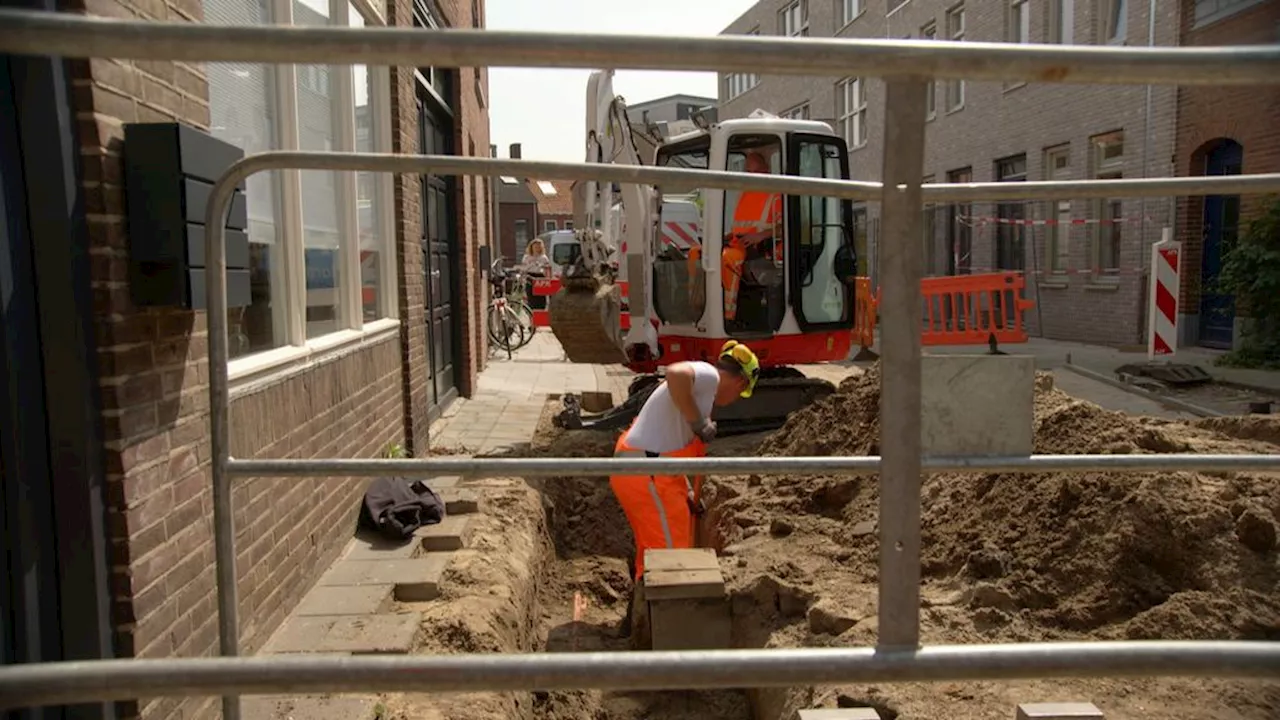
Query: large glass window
[[202, 0, 396, 374], [651, 138, 712, 326]]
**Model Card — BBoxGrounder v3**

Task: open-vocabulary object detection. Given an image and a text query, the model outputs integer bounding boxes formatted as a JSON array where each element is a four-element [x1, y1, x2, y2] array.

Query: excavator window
[[723, 134, 786, 336], [652, 137, 711, 326], [786, 133, 857, 331]]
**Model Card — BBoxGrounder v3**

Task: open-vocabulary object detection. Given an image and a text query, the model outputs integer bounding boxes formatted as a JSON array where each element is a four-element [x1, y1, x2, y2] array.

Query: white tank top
[[624, 361, 720, 455]]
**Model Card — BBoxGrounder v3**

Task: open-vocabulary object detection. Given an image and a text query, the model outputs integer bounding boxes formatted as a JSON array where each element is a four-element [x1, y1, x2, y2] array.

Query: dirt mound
[[1194, 414, 1280, 446], [721, 363, 1280, 640]]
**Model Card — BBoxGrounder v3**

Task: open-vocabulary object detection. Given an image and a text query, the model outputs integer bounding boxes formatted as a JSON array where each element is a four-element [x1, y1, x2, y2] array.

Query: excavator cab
[[649, 120, 859, 362]]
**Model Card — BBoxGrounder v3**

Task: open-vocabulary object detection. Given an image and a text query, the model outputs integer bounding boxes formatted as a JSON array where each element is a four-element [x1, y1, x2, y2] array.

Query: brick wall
[[720, 0, 1181, 347], [1174, 0, 1280, 342], [69, 2, 412, 720]]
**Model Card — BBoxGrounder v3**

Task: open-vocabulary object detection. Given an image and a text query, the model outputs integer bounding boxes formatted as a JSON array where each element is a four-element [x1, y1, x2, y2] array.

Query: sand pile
[[722, 363, 1280, 641]]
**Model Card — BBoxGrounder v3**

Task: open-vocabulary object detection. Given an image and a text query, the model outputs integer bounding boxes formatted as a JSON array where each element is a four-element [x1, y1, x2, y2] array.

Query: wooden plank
[[644, 547, 719, 573], [644, 567, 724, 600]]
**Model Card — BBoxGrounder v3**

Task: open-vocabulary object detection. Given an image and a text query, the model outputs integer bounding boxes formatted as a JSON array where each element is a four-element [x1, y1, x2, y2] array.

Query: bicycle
[[487, 257, 530, 358]]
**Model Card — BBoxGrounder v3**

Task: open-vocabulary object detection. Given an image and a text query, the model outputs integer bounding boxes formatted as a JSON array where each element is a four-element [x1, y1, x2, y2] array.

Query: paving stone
[[438, 488, 480, 514], [1017, 703, 1105, 720], [417, 516, 472, 552], [317, 613, 421, 654], [260, 616, 338, 654], [345, 531, 419, 561], [320, 556, 451, 602], [243, 694, 375, 720], [294, 585, 391, 617]]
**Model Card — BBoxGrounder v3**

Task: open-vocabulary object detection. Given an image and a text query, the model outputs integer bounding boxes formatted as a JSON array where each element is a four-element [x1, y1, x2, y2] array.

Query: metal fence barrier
[[1, 8, 1279, 719]]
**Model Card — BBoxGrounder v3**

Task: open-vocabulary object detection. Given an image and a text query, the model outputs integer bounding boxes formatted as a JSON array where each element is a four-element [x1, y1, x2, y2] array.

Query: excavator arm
[[549, 69, 659, 364]]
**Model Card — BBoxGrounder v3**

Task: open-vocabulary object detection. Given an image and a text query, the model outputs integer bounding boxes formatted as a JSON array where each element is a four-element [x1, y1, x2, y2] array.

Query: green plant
[[380, 442, 409, 459], [1215, 195, 1280, 369]]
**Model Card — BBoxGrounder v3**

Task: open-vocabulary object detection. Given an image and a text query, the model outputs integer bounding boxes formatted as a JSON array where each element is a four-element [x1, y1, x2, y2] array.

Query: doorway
[[416, 80, 460, 415], [1198, 139, 1242, 350]]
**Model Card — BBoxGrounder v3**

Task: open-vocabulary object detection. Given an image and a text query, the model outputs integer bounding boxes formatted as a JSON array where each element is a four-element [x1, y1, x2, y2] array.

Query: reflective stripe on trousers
[[610, 432, 705, 580]]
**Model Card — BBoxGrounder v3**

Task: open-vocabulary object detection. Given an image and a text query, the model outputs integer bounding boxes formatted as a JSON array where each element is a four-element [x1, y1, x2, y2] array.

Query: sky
[[486, 0, 758, 162]]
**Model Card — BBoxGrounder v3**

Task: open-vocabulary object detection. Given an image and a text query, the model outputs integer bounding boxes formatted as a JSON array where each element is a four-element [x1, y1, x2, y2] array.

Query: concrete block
[[644, 548, 730, 650], [427, 475, 461, 489], [317, 613, 421, 654], [345, 531, 419, 561], [1016, 702, 1105, 720], [294, 585, 391, 617], [798, 710, 881, 720], [921, 354, 1034, 457], [417, 516, 473, 552], [242, 695, 375, 720], [438, 488, 480, 515]]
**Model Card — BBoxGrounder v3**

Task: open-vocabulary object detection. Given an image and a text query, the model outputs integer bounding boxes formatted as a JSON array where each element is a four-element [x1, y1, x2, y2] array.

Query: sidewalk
[[428, 332, 632, 453]]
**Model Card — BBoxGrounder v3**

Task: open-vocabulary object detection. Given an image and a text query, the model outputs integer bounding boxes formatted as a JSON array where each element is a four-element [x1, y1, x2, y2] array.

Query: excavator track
[[555, 372, 835, 437], [547, 276, 628, 365]]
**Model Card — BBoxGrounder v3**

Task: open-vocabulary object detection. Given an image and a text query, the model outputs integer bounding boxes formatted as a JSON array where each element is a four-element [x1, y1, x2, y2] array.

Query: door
[[417, 86, 458, 412], [1199, 140, 1242, 349]]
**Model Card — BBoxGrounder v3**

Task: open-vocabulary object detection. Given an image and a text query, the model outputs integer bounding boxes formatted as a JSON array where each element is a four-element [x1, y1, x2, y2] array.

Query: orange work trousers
[[610, 430, 706, 581]]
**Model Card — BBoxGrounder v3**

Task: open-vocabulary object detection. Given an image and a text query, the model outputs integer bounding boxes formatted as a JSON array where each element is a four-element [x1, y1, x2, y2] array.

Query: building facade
[[1173, 0, 1280, 350], [718, 0, 1180, 346], [1, 2, 491, 720]]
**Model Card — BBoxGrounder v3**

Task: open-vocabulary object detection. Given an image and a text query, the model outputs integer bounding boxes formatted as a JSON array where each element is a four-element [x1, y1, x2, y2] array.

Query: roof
[[527, 178, 573, 215], [498, 176, 537, 204]]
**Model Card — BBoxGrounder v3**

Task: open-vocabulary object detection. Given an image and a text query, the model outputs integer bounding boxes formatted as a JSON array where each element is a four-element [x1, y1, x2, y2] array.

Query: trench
[[512, 427, 826, 720]]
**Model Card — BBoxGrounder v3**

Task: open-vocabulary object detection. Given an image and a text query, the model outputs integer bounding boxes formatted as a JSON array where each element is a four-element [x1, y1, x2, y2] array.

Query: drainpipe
[[490, 143, 501, 268]]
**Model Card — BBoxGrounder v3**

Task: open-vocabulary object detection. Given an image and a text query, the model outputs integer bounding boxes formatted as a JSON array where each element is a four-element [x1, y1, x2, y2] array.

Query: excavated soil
[[389, 373, 1280, 719]]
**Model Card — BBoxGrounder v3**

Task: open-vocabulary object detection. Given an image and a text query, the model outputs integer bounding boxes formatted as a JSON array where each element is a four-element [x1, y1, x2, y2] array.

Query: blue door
[[1198, 140, 1243, 349]]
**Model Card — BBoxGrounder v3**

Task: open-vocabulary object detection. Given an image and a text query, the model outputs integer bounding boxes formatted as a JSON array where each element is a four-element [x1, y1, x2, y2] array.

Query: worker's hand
[[691, 417, 717, 443], [687, 490, 706, 516]]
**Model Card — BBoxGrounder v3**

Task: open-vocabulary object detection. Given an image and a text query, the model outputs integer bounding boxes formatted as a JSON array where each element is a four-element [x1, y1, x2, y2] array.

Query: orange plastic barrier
[[852, 276, 878, 352], [918, 271, 1036, 346]]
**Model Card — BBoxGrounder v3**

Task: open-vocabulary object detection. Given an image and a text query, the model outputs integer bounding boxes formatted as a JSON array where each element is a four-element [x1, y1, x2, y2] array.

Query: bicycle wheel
[[510, 300, 537, 337], [487, 303, 525, 354]]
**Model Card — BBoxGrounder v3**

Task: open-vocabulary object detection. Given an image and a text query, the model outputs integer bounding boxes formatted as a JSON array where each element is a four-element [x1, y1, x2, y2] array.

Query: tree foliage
[[1216, 196, 1280, 368]]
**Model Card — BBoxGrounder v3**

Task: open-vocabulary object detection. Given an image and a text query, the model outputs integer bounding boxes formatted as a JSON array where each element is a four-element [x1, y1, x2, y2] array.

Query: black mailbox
[[124, 122, 252, 310]]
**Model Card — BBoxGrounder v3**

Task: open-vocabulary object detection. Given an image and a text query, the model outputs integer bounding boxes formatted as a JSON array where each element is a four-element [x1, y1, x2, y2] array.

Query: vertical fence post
[[876, 77, 930, 650], [205, 173, 242, 720]]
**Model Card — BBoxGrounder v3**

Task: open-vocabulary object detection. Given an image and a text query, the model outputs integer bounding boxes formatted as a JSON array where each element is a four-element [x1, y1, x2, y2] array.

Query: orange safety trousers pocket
[[610, 431, 705, 581]]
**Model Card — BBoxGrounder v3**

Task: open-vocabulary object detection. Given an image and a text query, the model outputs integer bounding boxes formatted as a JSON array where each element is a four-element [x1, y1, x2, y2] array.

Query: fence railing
[[1, 8, 1280, 719]]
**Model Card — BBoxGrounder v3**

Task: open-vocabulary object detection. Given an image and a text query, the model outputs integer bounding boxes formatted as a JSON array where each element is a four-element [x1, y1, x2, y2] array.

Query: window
[[1043, 146, 1072, 273], [788, 137, 854, 327], [724, 72, 760, 101], [536, 180, 558, 196], [946, 167, 972, 275], [780, 0, 809, 37], [1195, 0, 1265, 28], [1090, 131, 1124, 276], [921, 22, 937, 119], [944, 3, 965, 112], [781, 103, 811, 120], [564, 221, 574, 230], [995, 155, 1027, 272], [514, 219, 530, 248], [836, 77, 867, 149], [543, 219, 557, 232], [839, 0, 862, 26], [205, 0, 396, 371], [1048, 0, 1075, 43], [1007, 1, 1030, 44], [1097, 0, 1127, 44]]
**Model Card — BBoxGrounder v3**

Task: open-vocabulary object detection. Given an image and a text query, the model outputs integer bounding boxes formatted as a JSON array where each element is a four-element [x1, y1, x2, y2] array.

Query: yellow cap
[[720, 340, 761, 399]]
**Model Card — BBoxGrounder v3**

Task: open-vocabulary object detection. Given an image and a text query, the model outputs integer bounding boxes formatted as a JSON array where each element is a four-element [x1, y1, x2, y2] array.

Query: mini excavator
[[550, 69, 861, 436]]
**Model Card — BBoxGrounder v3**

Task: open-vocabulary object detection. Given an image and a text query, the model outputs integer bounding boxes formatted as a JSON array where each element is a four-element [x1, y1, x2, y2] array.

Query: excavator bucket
[[548, 276, 629, 365]]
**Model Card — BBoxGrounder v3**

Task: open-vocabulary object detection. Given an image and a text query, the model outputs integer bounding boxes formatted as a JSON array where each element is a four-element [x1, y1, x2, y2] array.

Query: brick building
[[1173, 0, 1280, 350], [718, 0, 1180, 346], [1, 2, 491, 720], [529, 178, 573, 233]]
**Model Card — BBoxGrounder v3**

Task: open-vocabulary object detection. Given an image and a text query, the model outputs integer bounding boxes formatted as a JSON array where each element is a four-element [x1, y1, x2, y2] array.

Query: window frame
[[835, 77, 868, 150], [1042, 145, 1072, 275], [1048, 0, 1075, 44], [543, 219, 558, 233], [780, 0, 809, 37], [944, 3, 966, 112], [1096, 0, 1127, 45], [1089, 130, 1125, 279], [1194, 0, 1266, 28], [839, 0, 863, 28], [215, 0, 400, 385], [781, 103, 811, 121], [921, 21, 937, 119]]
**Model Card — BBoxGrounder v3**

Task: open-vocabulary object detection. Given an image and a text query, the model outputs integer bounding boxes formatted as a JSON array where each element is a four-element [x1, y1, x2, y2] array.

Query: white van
[[540, 229, 580, 278]]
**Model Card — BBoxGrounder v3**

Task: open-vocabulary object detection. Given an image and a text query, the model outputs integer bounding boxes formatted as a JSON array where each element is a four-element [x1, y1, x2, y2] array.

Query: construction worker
[[685, 151, 782, 320], [610, 340, 760, 639], [723, 150, 783, 321]]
